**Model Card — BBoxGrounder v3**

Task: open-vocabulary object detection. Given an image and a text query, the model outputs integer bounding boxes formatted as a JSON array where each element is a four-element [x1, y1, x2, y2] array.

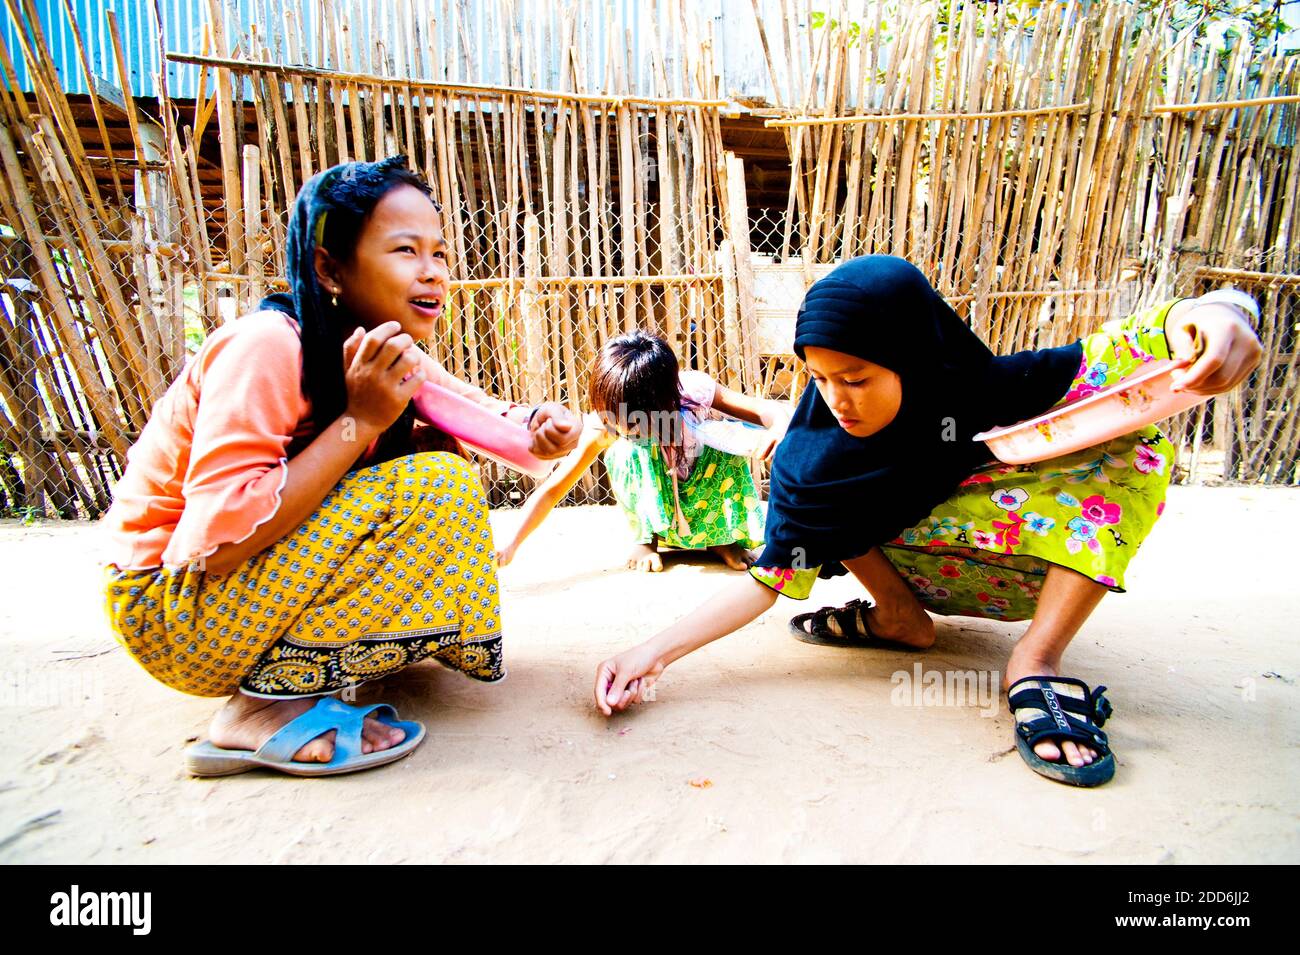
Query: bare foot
[[1003, 654, 1098, 768], [208, 693, 405, 764], [626, 541, 663, 573], [708, 543, 755, 571]]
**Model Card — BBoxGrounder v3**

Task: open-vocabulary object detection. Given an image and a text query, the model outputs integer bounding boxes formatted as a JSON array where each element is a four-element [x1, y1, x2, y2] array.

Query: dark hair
[[588, 331, 682, 438], [316, 159, 440, 269], [300, 156, 441, 463]]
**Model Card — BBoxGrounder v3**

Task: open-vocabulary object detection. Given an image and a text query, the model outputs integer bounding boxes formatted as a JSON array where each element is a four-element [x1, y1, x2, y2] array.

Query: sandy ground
[[1, 486, 1297, 864]]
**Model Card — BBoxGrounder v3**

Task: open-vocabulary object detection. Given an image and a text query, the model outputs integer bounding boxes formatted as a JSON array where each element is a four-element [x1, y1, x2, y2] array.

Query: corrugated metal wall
[[0, 0, 795, 104], [1, 0, 206, 98], [5, 2, 1300, 106]]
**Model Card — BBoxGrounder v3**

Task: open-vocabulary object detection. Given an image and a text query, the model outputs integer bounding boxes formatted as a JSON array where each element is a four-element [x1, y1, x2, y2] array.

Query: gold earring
[[330, 291, 339, 307]]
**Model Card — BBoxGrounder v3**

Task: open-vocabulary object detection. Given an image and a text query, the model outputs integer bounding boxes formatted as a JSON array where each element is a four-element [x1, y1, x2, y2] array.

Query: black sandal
[[1006, 676, 1116, 787], [788, 598, 923, 650]]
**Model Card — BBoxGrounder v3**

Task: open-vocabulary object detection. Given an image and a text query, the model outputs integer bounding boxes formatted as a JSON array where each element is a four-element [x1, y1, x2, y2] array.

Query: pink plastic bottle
[[411, 382, 555, 478]]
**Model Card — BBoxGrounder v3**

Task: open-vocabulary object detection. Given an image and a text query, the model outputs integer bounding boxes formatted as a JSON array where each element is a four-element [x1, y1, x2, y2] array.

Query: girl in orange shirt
[[103, 157, 581, 777]]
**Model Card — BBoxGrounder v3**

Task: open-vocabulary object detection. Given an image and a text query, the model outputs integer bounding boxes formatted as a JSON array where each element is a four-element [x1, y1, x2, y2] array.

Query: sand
[[1, 485, 1296, 864]]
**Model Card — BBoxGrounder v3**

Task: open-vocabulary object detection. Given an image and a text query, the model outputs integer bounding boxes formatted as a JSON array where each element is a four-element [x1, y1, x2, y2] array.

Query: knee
[[411, 449, 471, 471], [409, 451, 488, 509]]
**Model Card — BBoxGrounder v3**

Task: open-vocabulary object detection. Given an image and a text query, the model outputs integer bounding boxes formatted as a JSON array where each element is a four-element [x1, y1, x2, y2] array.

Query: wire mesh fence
[[2, 0, 1299, 527], [2, 147, 1295, 523], [185, 194, 737, 511], [1164, 268, 1300, 485]]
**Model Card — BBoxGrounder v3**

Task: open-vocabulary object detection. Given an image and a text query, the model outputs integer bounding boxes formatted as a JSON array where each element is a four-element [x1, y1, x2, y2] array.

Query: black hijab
[[757, 255, 1083, 575]]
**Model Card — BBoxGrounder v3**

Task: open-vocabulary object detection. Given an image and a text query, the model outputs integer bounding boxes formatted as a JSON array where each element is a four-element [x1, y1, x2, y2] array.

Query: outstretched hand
[[755, 424, 787, 463], [593, 643, 665, 716]]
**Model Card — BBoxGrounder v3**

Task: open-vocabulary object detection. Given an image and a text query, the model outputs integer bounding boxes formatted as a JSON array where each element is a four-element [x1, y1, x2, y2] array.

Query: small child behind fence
[[496, 331, 789, 572]]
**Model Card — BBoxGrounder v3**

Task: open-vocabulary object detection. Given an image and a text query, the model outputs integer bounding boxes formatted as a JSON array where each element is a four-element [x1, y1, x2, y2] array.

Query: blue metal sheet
[[2, 0, 774, 102]]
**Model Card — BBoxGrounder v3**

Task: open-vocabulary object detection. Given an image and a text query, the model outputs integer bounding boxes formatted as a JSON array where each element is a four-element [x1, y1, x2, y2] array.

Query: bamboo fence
[[751, 0, 1299, 485], [0, 0, 1297, 521]]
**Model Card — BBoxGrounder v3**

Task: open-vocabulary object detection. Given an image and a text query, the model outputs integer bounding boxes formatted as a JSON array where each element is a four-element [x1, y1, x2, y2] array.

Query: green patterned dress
[[601, 371, 766, 551], [749, 300, 1181, 619]]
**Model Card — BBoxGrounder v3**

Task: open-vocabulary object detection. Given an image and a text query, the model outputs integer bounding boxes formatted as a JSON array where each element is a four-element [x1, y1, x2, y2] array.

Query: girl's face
[[599, 407, 674, 446], [316, 184, 450, 341], [802, 345, 902, 438]]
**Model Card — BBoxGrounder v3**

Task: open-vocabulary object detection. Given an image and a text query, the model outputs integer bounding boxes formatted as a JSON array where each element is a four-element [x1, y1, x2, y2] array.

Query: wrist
[[1163, 299, 1202, 360], [764, 402, 790, 428], [502, 403, 532, 427], [649, 631, 685, 669], [338, 409, 385, 445]]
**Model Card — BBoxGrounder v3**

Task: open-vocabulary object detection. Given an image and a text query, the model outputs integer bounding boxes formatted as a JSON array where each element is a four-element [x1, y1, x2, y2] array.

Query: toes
[[730, 548, 754, 570], [361, 718, 390, 753], [290, 722, 406, 763], [1030, 739, 1099, 767], [1033, 739, 1062, 763], [709, 546, 748, 570], [295, 729, 336, 764], [361, 717, 406, 752], [628, 548, 660, 572], [1060, 741, 1085, 768]]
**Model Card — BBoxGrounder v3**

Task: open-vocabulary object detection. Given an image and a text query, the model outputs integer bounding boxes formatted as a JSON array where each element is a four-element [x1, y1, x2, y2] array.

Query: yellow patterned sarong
[[104, 452, 504, 698]]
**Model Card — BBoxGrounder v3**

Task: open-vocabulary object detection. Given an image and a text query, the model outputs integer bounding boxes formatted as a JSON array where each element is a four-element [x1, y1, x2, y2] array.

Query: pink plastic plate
[[411, 382, 555, 478], [973, 358, 1209, 464]]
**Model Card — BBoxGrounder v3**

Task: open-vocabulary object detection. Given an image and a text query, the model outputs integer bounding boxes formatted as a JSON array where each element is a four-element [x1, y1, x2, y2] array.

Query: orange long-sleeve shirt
[[102, 310, 526, 570]]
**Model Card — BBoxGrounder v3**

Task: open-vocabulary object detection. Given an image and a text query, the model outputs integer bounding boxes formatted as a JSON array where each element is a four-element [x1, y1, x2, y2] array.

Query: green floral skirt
[[877, 424, 1172, 620], [750, 299, 1180, 619], [602, 440, 766, 550]]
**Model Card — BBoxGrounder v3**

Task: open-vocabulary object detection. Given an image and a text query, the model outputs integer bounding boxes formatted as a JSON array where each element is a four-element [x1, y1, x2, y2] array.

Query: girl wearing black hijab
[[592, 255, 1262, 787]]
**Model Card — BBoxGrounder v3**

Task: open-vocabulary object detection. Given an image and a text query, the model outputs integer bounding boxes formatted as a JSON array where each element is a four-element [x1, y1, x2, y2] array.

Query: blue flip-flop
[[185, 697, 426, 777]]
